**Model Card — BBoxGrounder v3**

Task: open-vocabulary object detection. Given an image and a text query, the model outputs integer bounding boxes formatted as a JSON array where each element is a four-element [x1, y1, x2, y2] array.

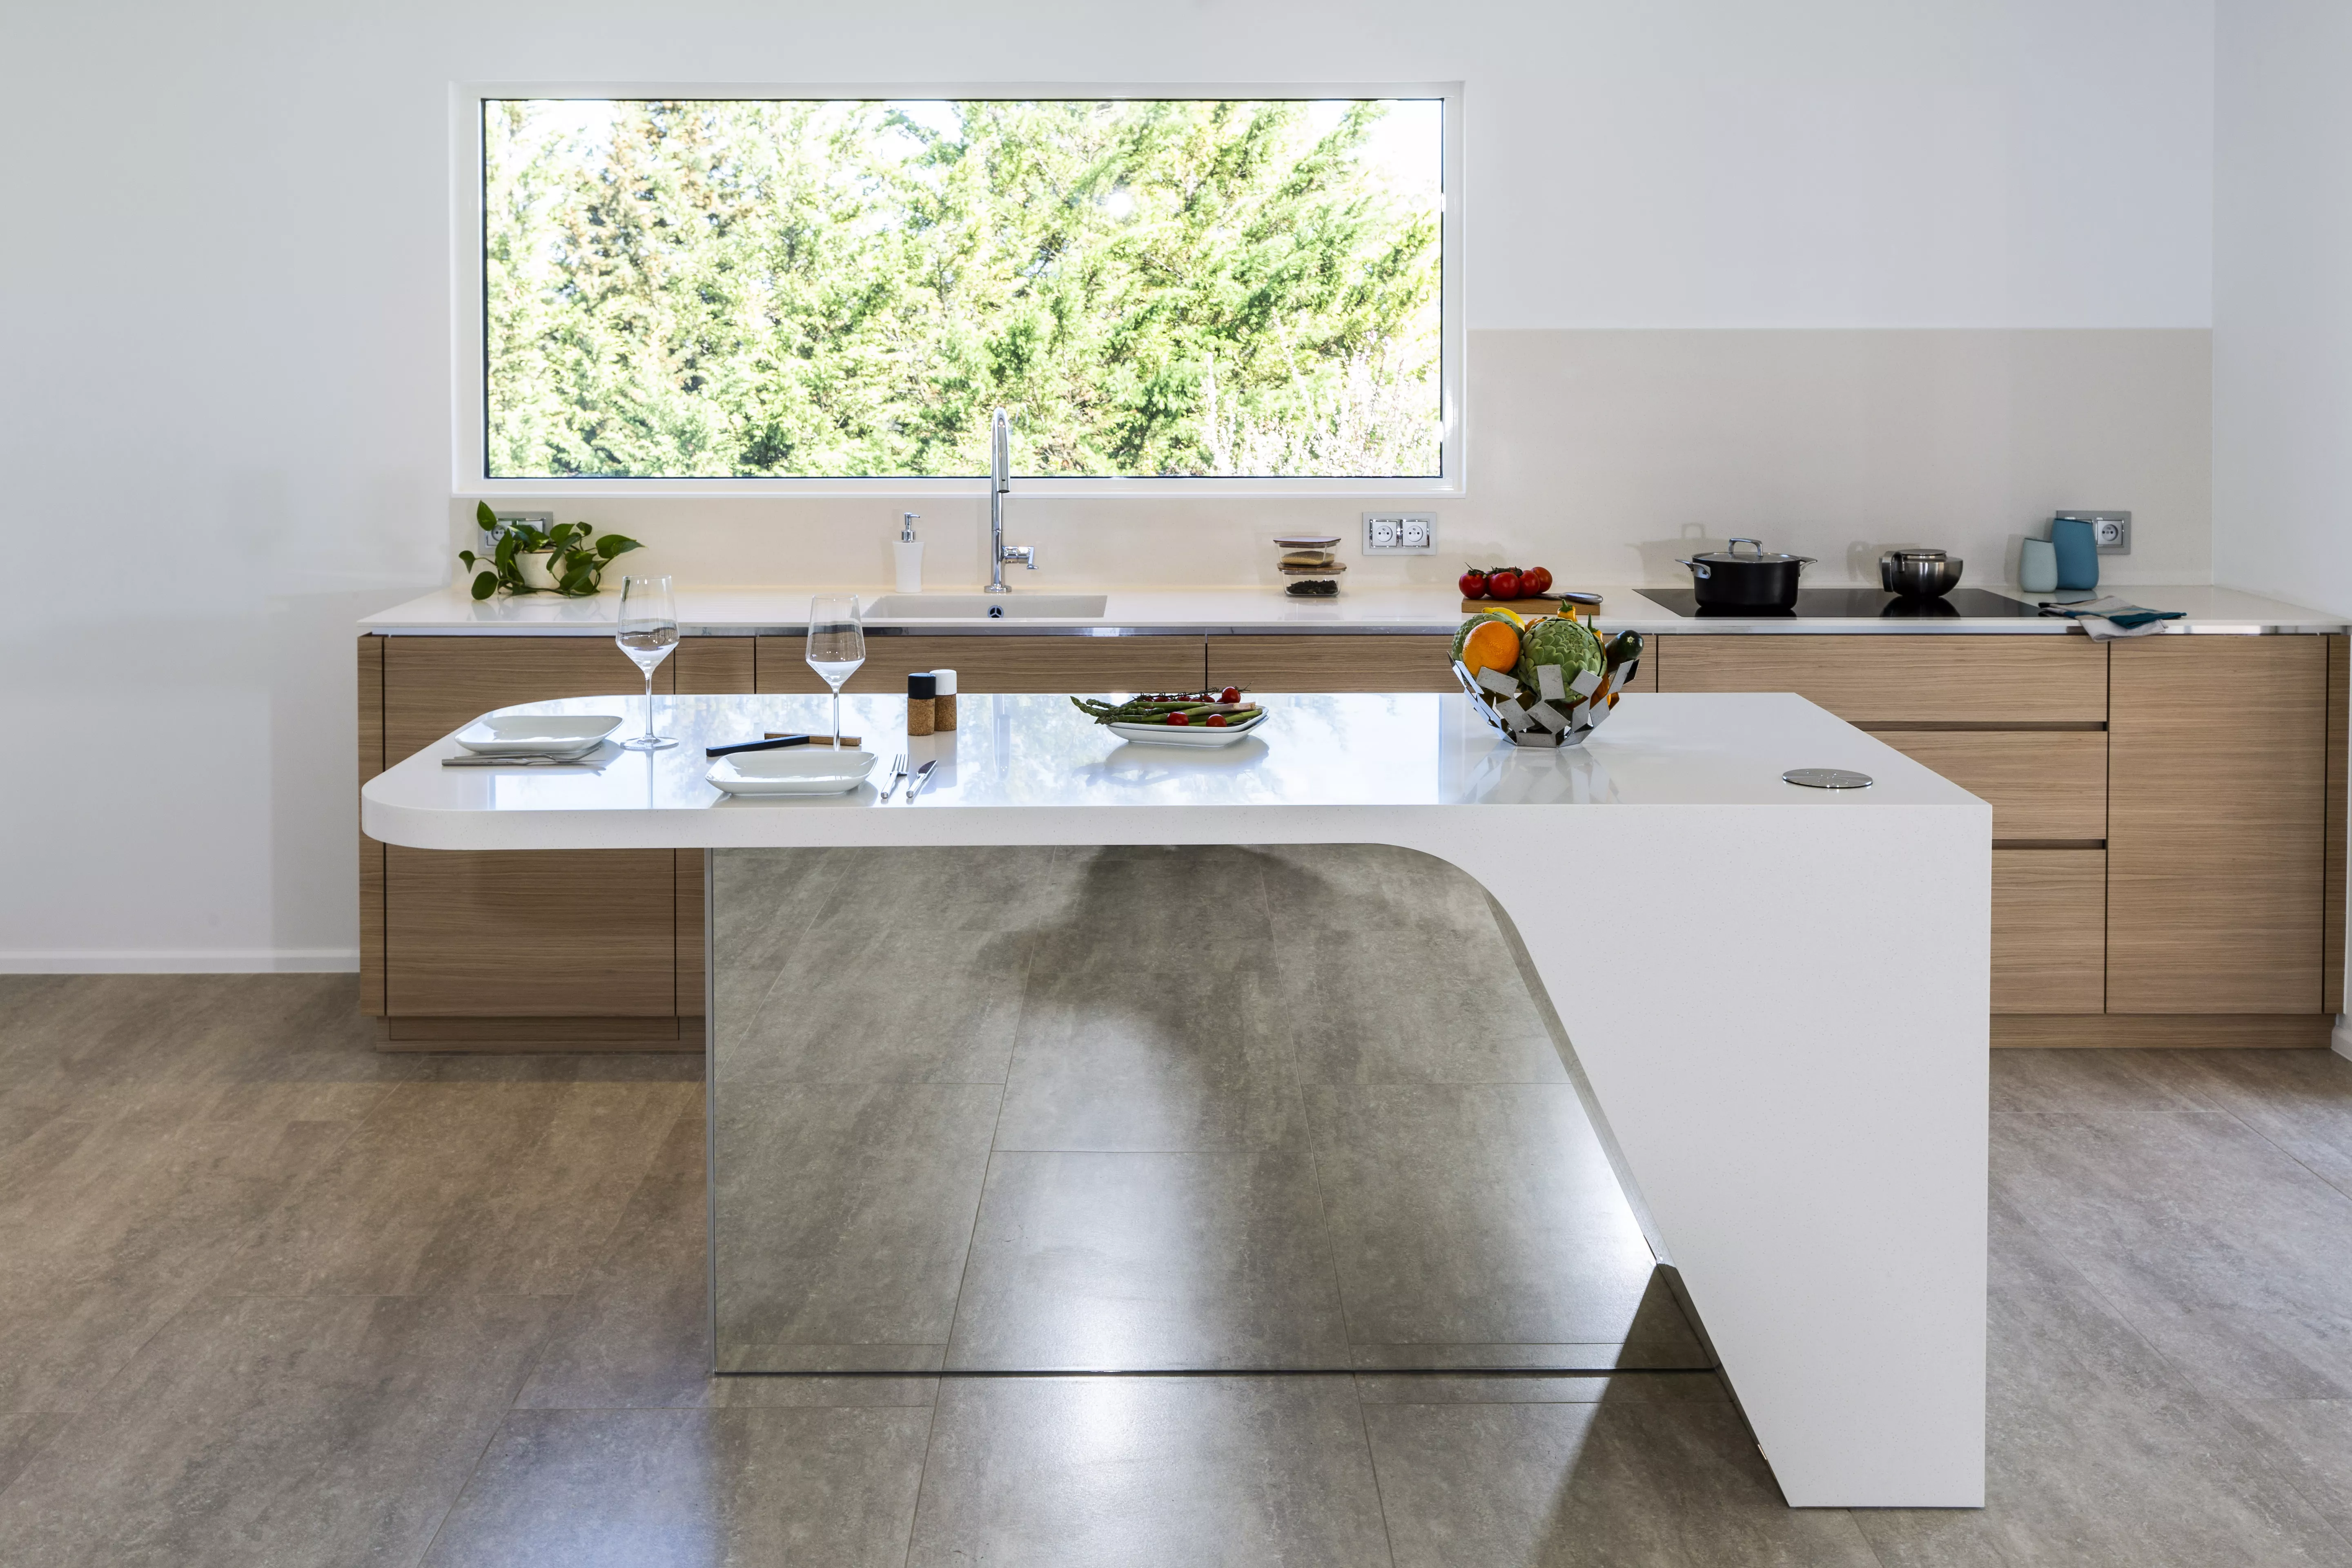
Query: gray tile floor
[[12, 974, 2352, 1563]]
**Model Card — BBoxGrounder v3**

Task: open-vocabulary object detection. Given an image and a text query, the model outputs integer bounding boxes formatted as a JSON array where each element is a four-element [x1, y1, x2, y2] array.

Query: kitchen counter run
[[360, 582, 2345, 636]]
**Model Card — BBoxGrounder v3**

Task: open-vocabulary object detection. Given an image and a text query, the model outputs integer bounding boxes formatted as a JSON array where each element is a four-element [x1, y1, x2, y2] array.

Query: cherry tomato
[[1167, 712, 1190, 726], [1458, 568, 1488, 599], [1207, 714, 1228, 727], [1521, 566, 1553, 596], [1488, 569, 1523, 600], [1219, 686, 1240, 704]]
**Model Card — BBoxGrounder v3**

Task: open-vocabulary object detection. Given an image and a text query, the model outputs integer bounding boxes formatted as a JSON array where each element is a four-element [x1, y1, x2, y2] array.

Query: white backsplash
[[460, 326, 2213, 595]]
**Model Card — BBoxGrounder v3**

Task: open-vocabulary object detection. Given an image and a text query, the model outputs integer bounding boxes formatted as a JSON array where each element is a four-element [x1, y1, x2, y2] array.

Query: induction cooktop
[[1637, 588, 2050, 619]]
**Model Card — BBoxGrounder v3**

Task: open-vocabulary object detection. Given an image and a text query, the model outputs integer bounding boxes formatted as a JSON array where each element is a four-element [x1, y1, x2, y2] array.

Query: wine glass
[[804, 595, 865, 750], [616, 575, 680, 751]]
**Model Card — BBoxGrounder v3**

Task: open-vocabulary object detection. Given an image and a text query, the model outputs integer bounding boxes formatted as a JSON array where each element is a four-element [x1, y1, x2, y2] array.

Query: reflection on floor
[[709, 844, 1705, 1374], [11, 976, 2352, 1562]]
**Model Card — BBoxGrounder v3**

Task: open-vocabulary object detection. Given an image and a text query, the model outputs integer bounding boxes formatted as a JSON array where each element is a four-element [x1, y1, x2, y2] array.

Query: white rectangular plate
[[1106, 712, 1268, 748], [707, 748, 879, 796], [457, 714, 624, 755]]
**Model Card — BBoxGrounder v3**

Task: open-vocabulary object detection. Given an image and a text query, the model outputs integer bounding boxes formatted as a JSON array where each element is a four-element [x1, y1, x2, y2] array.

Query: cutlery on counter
[[442, 746, 605, 768], [902, 760, 938, 800], [878, 754, 909, 800], [707, 733, 811, 758]]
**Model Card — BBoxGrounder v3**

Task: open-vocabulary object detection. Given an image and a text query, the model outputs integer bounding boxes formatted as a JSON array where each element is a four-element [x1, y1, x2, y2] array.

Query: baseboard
[[377, 1014, 702, 1053], [0, 949, 361, 974], [1992, 1013, 2334, 1049]]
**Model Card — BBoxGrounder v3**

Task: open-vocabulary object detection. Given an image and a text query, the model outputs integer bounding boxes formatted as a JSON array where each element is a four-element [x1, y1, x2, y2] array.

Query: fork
[[877, 753, 909, 800]]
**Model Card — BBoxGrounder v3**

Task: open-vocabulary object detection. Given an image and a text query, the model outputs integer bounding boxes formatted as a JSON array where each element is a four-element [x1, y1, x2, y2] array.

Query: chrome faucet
[[985, 407, 1035, 593]]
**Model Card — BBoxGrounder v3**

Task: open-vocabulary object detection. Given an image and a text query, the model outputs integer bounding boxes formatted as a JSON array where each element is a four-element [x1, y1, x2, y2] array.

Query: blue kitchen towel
[[2038, 595, 2185, 639], [2049, 517, 2100, 591]]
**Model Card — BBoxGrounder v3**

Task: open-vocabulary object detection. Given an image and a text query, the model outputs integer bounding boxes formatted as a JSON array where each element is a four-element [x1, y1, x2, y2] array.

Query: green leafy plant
[[460, 501, 643, 599]]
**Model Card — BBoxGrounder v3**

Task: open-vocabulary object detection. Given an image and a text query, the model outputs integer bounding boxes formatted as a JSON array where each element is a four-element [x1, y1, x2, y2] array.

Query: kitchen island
[[362, 688, 1991, 1508]]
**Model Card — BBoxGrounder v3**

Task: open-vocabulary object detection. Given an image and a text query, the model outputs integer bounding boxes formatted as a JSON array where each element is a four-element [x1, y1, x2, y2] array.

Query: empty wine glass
[[616, 575, 680, 751], [804, 595, 865, 750]]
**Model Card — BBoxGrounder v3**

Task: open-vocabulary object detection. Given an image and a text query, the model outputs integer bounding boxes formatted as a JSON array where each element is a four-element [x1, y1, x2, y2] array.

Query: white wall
[[2214, 0, 2352, 615], [0, 0, 2218, 968]]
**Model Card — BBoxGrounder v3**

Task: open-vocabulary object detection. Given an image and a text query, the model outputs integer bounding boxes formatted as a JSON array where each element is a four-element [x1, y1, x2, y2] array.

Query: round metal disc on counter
[[1782, 768, 1874, 790]]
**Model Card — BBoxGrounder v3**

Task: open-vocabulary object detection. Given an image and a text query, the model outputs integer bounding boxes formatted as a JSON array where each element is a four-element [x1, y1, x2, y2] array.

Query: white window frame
[[450, 80, 1465, 499]]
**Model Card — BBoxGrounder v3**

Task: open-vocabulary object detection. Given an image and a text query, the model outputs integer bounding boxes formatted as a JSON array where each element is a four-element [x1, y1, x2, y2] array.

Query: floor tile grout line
[[1348, 1376, 1406, 1568], [898, 1375, 951, 1568], [408, 1290, 577, 1568]]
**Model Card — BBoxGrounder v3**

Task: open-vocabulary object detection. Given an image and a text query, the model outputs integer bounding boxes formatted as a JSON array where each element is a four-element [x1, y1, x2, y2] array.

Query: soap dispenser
[[893, 512, 923, 594]]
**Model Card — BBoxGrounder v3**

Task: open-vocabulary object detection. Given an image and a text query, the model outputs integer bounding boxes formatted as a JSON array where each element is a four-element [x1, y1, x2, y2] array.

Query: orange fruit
[[1461, 620, 1521, 677]]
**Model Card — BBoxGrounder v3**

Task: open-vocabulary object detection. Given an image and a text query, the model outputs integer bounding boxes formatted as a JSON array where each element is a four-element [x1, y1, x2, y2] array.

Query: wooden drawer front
[[755, 634, 1205, 694], [385, 636, 667, 764], [674, 636, 754, 694], [1993, 850, 2106, 1014], [1655, 635, 2107, 724], [2108, 636, 2327, 1014], [386, 847, 678, 1016], [1207, 635, 1457, 693], [1875, 731, 2107, 842]]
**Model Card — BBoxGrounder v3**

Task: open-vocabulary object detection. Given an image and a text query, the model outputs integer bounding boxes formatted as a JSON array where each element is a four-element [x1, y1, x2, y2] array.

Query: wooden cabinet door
[[754, 634, 1205, 694], [1993, 850, 2106, 1013], [379, 635, 692, 1020], [1656, 635, 2108, 725], [1206, 635, 1457, 692], [2107, 636, 2327, 1013]]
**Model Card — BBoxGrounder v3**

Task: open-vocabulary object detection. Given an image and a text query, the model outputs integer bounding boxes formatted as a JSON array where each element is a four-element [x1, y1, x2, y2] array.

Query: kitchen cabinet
[[1207, 635, 1457, 693], [363, 634, 752, 1047], [752, 633, 1205, 695], [1874, 731, 2107, 843], [1991, 850, 2106, 1012], [1658, 630, 2348, 1042], [363, 627, 2346, 1049], [1656, 635, 2107, 725], [2107, 635, 2328, 1013]]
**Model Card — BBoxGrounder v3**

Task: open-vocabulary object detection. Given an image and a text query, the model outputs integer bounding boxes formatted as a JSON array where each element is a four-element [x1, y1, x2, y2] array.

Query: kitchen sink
[[865, 594, 1108, 619]]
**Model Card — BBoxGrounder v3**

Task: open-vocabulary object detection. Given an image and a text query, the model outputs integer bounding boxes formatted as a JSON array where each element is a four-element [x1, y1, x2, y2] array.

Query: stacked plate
[[1273, 534, 1344, 599], [454, 715, 622, 761], [707, 747, 880, 797]]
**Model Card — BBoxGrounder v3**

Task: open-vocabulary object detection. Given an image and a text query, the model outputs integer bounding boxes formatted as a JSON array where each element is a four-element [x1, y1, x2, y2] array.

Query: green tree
[[483, 98, 1441, 478]]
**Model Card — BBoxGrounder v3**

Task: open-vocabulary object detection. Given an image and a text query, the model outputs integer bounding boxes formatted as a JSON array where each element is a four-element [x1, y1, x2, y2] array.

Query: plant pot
[[516, 549, 559, 592]]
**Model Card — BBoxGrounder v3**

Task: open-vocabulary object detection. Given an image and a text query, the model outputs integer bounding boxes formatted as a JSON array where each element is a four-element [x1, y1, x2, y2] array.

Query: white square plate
[[707, 748, 880, 795], [456, 714, 624, 755], [1106, 711, 1268, 748]]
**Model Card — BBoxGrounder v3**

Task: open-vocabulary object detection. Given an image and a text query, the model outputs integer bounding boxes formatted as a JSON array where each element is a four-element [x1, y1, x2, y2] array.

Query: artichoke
[[1515, 616, 1606, 704]]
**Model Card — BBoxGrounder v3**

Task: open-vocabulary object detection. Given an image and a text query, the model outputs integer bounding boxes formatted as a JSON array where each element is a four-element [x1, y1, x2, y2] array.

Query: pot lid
[[1688, 537, 1811, 566]]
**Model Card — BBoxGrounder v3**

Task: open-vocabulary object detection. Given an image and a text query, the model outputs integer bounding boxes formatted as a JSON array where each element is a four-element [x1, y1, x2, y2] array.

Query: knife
[[902, 760, 938, 800], [707, 734, 811, 758]]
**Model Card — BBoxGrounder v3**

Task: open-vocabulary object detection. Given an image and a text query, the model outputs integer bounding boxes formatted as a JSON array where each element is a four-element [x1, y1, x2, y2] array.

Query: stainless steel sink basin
[[865, 594, 1108, 619]]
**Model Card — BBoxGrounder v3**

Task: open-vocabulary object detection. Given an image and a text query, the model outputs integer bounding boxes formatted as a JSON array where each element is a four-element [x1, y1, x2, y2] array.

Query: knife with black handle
[[706, 734, 811, 758]]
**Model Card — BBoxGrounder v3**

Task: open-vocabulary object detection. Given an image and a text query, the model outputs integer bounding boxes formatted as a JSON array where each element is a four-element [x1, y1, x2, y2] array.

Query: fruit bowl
[[1452, 627, 1644, 750]]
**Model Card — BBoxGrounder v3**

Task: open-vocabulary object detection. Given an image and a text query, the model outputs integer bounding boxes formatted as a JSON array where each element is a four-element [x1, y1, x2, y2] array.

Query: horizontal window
[[469, 90, 1455, 488]]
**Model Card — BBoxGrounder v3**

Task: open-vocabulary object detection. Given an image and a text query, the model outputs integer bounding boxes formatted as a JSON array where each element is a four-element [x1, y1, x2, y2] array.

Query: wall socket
[[1364, 512, 1437, 553], [2056, 510, 2131, 555], [485, 510, 553, 540]]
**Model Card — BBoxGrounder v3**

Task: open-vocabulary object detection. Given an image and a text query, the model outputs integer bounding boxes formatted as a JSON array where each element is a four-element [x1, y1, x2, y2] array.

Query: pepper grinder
[[893, 512, 923, 594]]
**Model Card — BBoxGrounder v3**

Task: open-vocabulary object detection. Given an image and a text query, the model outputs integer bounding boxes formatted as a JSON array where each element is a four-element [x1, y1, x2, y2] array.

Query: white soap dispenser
[[893, 512, 923, 594]]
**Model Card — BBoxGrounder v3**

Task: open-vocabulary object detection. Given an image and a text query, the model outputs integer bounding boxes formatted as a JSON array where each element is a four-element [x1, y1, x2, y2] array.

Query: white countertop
[[359, 582, 2345, 637], [361, 690, 1981, 853], [359, 686, 1992, 1507]]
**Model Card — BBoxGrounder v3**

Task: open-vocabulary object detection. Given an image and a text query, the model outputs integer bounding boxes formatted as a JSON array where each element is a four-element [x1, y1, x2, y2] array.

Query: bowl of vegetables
[[1072, 688, 1267, 747], [1452, 610, 1644, 748]]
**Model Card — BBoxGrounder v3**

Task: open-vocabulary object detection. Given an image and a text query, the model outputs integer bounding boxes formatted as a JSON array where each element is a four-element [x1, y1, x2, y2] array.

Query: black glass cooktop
[[1637, 588, 2047, 619]]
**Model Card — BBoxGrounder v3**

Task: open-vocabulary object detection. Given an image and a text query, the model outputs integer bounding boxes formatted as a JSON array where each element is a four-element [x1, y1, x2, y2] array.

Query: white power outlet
[[2057, 510, 2131, 555], [1364, 512, 1437, 553]]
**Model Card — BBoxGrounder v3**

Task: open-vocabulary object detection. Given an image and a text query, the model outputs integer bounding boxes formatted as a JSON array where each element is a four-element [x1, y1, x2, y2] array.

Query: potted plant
[[460, 502, 644, 599]]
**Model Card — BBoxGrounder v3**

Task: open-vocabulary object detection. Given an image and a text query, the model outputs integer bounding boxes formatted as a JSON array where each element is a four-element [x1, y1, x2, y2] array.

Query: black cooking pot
[[1677, 537, 1815, 609]]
